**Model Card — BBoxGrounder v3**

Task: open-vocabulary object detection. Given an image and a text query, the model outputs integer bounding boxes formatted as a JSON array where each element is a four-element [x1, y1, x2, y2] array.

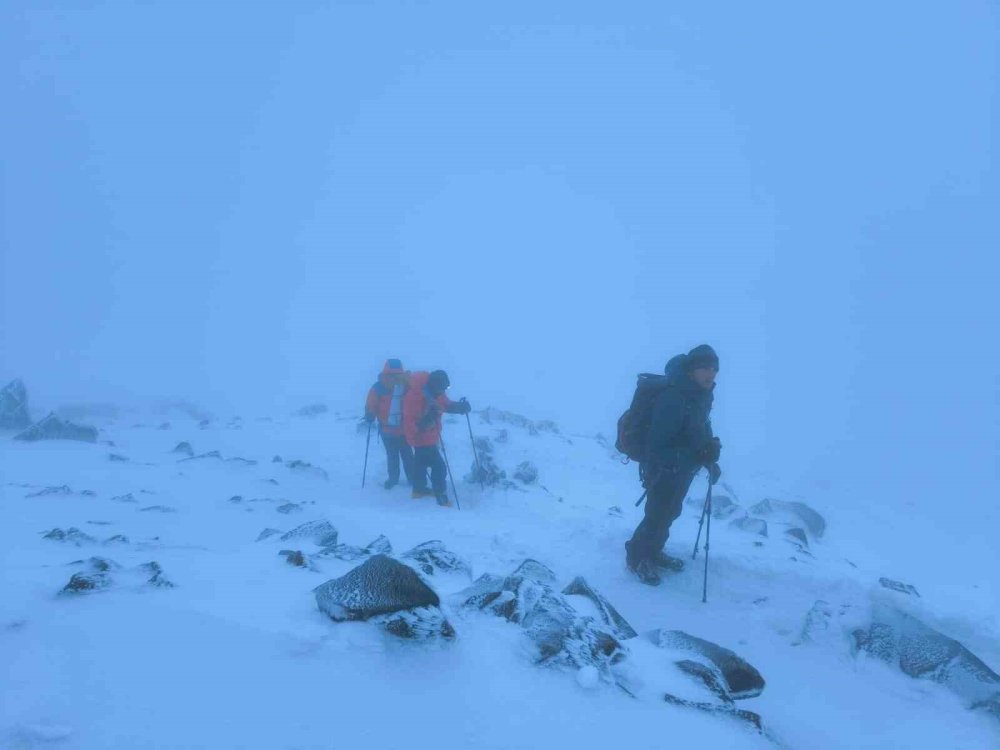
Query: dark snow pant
[[412, 445, 447, 495], [381, 433, 413, 484], [625, 469, 697, 565]]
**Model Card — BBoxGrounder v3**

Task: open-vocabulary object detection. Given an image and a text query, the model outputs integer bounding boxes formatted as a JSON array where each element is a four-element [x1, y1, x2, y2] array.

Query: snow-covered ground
[[2, 405, 998, 749]]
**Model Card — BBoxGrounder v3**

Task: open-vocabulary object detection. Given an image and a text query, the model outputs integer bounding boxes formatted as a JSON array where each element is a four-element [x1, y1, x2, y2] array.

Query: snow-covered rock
[[279, 520, 339, 547], [562, 576, 637, 640], [15, 413, 98, 443], [513, 461, 539, 485], [313, 555, 453, 640], [646, 630, 766, 700], [749, 498, 826, 538], [401, 540, 472, 578], [0, 378, 30, 430], [853, 606, 1000, 716], [729, 517, 768, 536], [42, 527, 96, 546], [285, 459, 329, 481]]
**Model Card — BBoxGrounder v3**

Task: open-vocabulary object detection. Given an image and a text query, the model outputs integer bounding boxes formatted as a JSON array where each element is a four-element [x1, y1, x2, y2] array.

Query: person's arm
[[443, 396, 471, 415], [364, 388, 378, 422]]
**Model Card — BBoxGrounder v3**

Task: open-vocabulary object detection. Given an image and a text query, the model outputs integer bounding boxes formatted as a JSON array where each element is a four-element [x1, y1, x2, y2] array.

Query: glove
[[458, 398, 472, 415], [700, 437, 721, 464], [364, 412, 375, 425], [706, 462, 722, 485]]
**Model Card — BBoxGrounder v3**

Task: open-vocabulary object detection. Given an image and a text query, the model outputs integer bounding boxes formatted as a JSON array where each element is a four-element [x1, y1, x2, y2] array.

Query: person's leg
[[429, 446, 447, 496], [411, 446, 431, 494], [651, 474, 695, 551], [383, 434, 401, 486], [399, 439, 415, 484]]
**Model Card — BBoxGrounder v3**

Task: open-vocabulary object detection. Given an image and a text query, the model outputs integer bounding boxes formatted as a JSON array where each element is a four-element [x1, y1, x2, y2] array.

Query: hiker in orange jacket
[[364, 359, 414, 489], [403, 369, 471, 506]]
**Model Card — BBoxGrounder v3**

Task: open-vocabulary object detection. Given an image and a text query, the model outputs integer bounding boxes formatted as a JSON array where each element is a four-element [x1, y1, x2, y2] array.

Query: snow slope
[[1, 406, 998, 750]]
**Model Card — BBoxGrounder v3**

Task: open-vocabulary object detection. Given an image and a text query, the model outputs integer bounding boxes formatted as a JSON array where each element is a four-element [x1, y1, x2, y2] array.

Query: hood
[[382, 359, 404, 375]]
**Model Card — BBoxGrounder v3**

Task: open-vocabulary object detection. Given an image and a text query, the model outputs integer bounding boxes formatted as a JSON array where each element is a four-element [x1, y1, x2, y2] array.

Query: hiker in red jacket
[[364, 359, 414, 489], [403, 369, 471, 506]]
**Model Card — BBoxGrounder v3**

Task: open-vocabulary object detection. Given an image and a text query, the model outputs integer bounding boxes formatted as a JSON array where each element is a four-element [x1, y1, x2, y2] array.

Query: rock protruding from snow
[[686, 494, 741, 519], [477, 407, 560, 436], [513, 461, 539, 485], [853, 607, 1000, 714], [646, 630, 766, 700], [0, 379, 30, 430], [181, 450, 222, 462], [562, 576, 638, 640], [454, 574, 506, 610], [879, 577, 921, 597], [748, 498, 826, 538], [26, 485, 74, 498], [463, 560, 626, 673], [400, 540, 472, 578], [313, 555, 453, 640], [256, 528, 282, 542], [42, 527, 96, 546], [15, 413, 98, 443], [279, 520, 338, 547], [60, 557, 119, 594], [465, 437, 511, 488]]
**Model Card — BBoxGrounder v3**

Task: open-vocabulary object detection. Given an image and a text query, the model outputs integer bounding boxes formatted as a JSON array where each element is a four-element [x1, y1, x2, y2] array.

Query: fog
[[3, 2, 998, 537]]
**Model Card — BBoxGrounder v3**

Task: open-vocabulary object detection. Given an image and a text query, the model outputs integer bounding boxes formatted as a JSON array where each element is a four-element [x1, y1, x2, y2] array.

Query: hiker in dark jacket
[[625, 344, 722, 586]]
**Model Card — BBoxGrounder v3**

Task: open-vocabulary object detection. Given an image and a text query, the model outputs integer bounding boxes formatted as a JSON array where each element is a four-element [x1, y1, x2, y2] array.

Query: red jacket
[[365, 362, 408, 437], [403, 371, 457, 447]]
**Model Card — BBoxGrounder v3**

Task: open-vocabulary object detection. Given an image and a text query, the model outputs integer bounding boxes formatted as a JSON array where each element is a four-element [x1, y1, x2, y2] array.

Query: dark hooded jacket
[[643, 354, 715, 478]]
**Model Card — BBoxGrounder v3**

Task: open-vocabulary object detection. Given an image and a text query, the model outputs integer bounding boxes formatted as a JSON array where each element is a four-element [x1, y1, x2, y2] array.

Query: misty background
[[3, 3, 998, 574]]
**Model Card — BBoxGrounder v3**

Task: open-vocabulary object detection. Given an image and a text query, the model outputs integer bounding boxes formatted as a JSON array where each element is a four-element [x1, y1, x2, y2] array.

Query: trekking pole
[[462, 402, 485, 491], [439, 434, 461, 510], [702, 475, 713, 603], [692, 488, 708, 560], [634, 490, 647, 507], [361, 421, 372, 488]]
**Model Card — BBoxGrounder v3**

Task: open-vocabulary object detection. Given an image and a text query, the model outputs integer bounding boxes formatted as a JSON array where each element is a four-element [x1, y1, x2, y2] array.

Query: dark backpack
[[616, 373, 673, 462]]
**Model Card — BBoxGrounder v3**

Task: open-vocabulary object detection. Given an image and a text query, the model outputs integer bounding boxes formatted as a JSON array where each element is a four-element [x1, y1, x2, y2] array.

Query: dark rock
[[0, 379, 31, 430], [15, 413, 98, 443], [42, 527, 96, 545], [279, 550, 308, 568], [198, 419, 211, 429], [140, 561, 175, 588], [108, 453, 129, 462], [313, 555, 440, 621], [276, 502, 303, 514], [373, 606, 456, 640], [464, 437, 510, 487], [103, 535, 129, 545], [296, 403, 329, 418], [562, 576, 637, 640], [256, 528, 282, 542], [272, 455, 283, 463], [181, 450, 222, 462], [401, 541, 472, 578], [729, 517, 768, 537], [675, 659, 733, 703], [286, 460, 329, 481], [139, 505, 177, 513], [647, 630, 766, 699], [749, 498, 826, 538], [171, 442, 194, 457], [853, 607, 1000, 709], [608, 506, 623, 518], [279, 520, 338, 547], [80, 490, 97, 497], [879, 577, 921, 597], [157, 422, 171, 430], [111, 493, 136, 503], [784, 527, 809, 548], [513, 461, 539, 485], [26, 485, 73, 498], [229, 495, 243, 504], [225, 456, 258, 467], [663, 694, 762, 730], [62, 572, 113, 594]]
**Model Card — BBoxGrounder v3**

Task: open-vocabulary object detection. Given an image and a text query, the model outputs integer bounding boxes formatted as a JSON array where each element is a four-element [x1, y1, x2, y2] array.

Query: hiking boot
[[384, 478, 399, 490], [628, 558, 662, 586], [653, 551, 686, 572], [435, 493, 452, 507], [411, 488, 433, 499]]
